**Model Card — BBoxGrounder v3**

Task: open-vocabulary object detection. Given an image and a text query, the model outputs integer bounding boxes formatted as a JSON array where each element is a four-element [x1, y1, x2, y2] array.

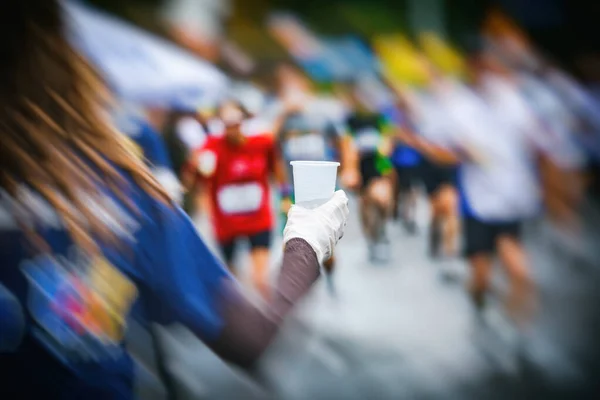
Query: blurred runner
[[500, 50, 589, 256], [0, 2, 350, 397], [183, 100, 290, 298], [405, 77, 460, 260], [273, 66, 348, 290], [381, 90, 422, 234], [426, 44, 583, 325], [343, 82, 395, 263], [162, 107, 210, 215]]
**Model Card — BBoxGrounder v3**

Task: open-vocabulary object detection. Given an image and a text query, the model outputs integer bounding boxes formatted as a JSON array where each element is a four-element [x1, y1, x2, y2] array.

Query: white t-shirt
[[408, 88, 456, 146], [432, 76, 546, 221]]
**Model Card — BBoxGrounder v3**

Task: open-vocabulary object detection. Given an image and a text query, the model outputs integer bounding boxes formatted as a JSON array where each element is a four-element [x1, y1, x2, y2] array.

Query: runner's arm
[[271, 145, 289, 188], [180, 143, 216, 193], [412, 136, 461, 165], [338, 125, 359, 172], [269, 139, 292, 207]]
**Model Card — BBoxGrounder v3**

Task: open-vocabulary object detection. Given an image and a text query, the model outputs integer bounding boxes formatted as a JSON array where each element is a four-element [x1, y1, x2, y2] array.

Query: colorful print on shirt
[[21, 251, 138, 362]]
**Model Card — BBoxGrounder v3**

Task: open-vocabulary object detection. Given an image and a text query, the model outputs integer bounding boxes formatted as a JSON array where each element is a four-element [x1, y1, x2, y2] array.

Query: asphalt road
[[132, 195, 600, 400]]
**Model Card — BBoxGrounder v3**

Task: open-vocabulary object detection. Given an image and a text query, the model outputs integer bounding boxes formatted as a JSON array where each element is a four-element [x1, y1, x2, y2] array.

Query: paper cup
[[290, 161, 340, 209]]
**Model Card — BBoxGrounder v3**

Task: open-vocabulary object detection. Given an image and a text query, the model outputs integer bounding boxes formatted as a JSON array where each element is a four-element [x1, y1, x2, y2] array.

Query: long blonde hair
[[0, 1, 169, 253]]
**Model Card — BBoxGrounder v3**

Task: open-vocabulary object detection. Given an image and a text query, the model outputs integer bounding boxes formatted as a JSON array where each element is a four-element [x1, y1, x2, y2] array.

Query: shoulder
[[200, 136, 222, 151], [247, 134, 275, 149]]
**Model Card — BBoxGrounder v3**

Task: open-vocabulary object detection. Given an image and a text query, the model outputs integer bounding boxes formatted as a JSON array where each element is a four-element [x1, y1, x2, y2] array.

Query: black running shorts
[[463, 216, 522, 257]]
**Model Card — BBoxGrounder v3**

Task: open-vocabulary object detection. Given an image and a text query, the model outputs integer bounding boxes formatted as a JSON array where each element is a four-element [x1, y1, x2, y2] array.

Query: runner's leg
[[368, 177, 393, 262], [429, 194, 443, 259], [249, 231, 272, 299], [469, 254, 494, 309], [464, 217, 496, 309], [437, 184, 459, 257], [496, 232, 534, 328]]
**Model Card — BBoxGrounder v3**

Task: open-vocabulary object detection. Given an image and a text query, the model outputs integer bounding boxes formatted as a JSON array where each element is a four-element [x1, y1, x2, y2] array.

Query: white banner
[[65, 1, 228, 107]]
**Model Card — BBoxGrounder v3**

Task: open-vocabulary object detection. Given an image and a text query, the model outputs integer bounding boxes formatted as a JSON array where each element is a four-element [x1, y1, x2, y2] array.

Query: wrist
[[284, 235, 324, 264]]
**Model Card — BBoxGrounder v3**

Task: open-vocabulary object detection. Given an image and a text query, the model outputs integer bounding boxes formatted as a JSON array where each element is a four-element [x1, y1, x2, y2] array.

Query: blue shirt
[[128, 121, 173, 170], [0, 173, 231, 399]]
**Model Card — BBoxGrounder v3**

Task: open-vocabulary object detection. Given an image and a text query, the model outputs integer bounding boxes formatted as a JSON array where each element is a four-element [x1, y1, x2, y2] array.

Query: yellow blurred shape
[[373, 34, 429, 87], [88, 257, 138, 341]]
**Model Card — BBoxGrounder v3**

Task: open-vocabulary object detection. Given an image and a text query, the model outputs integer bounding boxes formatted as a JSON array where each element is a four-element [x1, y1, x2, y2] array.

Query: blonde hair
[[0, 0, 169, 253]]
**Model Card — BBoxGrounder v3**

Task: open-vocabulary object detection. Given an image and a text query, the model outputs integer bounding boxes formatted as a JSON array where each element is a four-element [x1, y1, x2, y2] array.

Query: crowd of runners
[[2, 0, 600, 398], [157, 35, 596, 329]]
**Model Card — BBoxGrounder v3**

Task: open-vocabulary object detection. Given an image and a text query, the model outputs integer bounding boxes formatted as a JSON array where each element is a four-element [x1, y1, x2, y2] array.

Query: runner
[[183, 99, 291, 298], [0, 3, 350, 397], [273, 69, 348, 289], [343, 82, 395, 263], [405, 78, 460, 260], [423, 45, 583, 325], [381, 90, 422, 234], [501, 51, 588, 255], [162, 107, 210, 215]]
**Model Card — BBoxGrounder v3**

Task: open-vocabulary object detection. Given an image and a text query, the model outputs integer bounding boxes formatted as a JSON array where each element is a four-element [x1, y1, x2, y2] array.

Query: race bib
[[285, 134, 327, 160], [21, 252, 138, 362], [217, 183, 264, 214], [355, 128, 381, 151]]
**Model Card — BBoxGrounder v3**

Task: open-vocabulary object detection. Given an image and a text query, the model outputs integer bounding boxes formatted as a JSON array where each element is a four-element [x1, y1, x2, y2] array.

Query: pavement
[[131, 195, 600, 400]]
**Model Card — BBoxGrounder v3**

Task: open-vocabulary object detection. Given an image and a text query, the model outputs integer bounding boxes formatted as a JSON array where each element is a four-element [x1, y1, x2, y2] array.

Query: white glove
[[283, 191, 350, 264]]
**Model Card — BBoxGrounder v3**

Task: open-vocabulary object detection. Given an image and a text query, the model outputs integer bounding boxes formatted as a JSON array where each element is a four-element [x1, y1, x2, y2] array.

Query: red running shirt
[[191, 135, 275, 243]]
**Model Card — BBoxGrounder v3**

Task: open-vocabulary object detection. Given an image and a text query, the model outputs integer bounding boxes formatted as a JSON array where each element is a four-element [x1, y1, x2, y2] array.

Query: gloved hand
[[283, 191, 350, 264]]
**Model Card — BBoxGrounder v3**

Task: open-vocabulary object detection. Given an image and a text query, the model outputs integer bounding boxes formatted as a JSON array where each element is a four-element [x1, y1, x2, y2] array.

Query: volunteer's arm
[[141, 191, 349, 369], [208, 237, 319, 367]]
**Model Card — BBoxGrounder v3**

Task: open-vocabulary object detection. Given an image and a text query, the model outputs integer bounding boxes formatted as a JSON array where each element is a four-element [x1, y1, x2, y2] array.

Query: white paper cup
[[290, 161, 340, 209]]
